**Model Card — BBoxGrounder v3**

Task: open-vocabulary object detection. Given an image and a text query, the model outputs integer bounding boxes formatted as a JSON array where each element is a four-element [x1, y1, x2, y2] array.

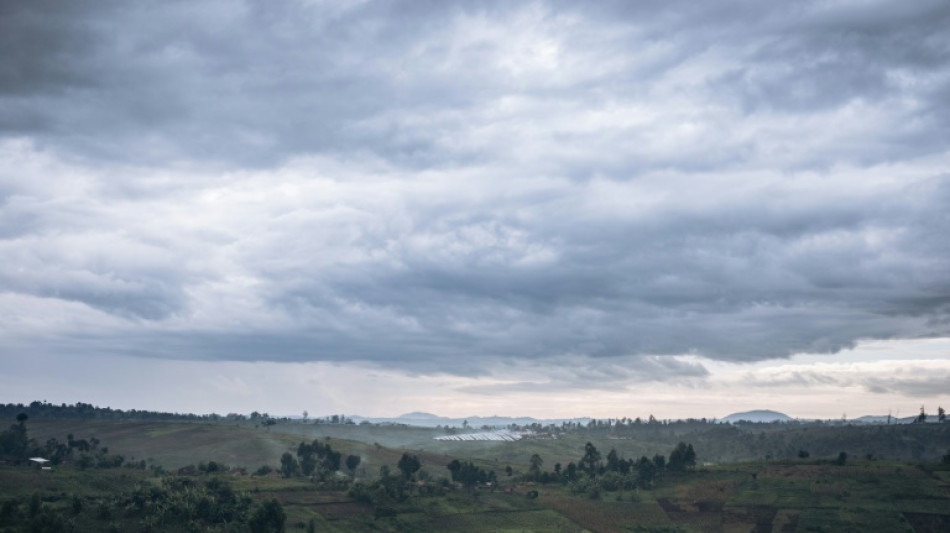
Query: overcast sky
[[2, 0, 949, 419]]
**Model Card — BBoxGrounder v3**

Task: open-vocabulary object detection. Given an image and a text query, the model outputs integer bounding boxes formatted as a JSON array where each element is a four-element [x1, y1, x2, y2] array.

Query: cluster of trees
[[0, 401, 225, 422], [0, 477, 286, 533], [312, 414, 355, 425], [506, 416, 716, 436], [279, 439, 360, 480], [0, 492, 71, 533], [915, 406, 947, 424], [0, 414, 129, 470], [349, 455, 431, 518], [397, 453, 420, 480], [523, 441, 697, 495], [494, 407, 950, 444], [447, 459, 497, 488], [0, 414, 30, 459], [349, 453, 501, 520]]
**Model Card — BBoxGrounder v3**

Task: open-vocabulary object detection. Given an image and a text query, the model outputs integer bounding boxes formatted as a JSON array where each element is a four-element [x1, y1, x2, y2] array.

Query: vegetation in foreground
[[2, 405, 950, 532]]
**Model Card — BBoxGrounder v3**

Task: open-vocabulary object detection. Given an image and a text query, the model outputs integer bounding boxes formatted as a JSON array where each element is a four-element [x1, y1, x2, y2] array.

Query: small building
[[29, 457, 52, 470]]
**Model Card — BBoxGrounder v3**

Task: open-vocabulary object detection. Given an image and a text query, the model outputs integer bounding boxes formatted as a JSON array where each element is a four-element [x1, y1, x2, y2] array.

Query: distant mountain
[[852, 415, 894, 424], [348, 413, 590, 428], [397, 412, 441, 420], [721, 410, 794, 423]]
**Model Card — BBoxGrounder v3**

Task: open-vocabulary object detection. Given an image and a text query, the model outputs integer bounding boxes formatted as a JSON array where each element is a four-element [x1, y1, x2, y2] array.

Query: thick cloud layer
[[2, 1, 949, 381]]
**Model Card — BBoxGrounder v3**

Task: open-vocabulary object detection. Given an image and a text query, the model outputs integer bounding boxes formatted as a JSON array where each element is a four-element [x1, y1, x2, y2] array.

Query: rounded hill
[[721, 410, 793, 423]]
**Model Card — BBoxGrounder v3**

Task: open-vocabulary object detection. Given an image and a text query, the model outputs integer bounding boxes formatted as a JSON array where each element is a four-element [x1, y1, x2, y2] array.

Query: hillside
[[721, 410, 794, 423], [4, 416, 950, 533]]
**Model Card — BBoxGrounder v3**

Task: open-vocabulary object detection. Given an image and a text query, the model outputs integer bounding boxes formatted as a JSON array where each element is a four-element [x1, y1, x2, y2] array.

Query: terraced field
[[5, 419, 950, 532]]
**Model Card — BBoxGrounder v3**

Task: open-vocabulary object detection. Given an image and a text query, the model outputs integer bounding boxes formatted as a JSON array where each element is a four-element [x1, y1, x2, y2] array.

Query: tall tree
[[636, 456, 656, 488], [249, 499, 286, 533], [297, 442, 316, 476], [606, 449, 620, 472], [280, 452, 299, 478], [345, 454, 361, 474], [667, 442, 696, 471], [529, 453, 543, 479], [397, 453, 421, 480], [580, 442, 601, 475]]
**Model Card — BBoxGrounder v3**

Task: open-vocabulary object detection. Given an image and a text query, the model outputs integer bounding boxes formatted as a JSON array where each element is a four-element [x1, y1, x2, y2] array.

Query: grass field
[[5, 418, 950, 532]]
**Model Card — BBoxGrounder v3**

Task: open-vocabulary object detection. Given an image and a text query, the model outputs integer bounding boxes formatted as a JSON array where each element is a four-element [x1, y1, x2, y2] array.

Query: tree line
[[520, 441, 697, 498], [0, 414, 131, 470], [278, 438, 361, 481], [0, 401, 227, 422]]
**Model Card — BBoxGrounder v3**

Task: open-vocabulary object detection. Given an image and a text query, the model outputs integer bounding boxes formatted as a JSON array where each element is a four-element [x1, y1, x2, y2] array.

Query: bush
[[96, 501, 112, 520], [248, 499, 286, 533]]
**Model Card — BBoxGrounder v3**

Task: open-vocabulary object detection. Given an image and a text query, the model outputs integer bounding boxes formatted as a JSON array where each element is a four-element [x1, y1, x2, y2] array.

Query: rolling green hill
[[3, 416, 950, 532]]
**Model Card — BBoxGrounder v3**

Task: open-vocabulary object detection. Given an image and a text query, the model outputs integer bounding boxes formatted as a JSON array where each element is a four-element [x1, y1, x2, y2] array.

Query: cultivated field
[[4, 418, 950, 532]]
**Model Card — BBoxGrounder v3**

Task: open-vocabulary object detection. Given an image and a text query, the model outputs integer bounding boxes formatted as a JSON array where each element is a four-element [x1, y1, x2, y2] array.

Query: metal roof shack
[[29, 457, 52, 470]]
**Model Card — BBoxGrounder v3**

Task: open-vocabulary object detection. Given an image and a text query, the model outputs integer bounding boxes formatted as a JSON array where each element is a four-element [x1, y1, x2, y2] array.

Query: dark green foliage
[[605, 449, 620, 472], [118, 476, 253, 529], [373, 505, 398, 520], [345, 454, 361, 473], [248, 499, 286, 533], [667, 442, 696, 471], [76, 454, 94, 470], [637, 456, 657, 488], [294, 439, 343, 478], [96, 500, 112, 520], [96, 453, 125, 468], [580, 442, 601, 475], [397, 453, 421, 480], [70, 496, 83, 515], [25, 507, 66, 533], [0, 400, 228, 422], [280, 452, 299, 478], [201, 460, 226, 473], [835, 451, 848, 465], [564, 461, 578, 481], [446, 459, 492, 487], [528, 453, 543, 479], [598, 471, 633, 492], [29, 492, 41, 518], [0, 417, 30, 458], [297, 442, 317, 475], [0, 499, 20, 526]]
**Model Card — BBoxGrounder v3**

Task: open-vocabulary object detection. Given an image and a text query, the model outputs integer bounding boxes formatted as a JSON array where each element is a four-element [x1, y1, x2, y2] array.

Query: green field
[[3, 418, 950, 532]]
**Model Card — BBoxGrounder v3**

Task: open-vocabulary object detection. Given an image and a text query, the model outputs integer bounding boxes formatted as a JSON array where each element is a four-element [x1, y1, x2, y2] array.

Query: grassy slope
[[10, 419, 950, 532], [27, 419, 468, 474]]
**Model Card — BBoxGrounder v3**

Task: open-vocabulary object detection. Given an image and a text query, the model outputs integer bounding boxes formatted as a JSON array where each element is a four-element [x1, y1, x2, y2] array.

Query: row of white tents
[[434, 430, 523, 442]]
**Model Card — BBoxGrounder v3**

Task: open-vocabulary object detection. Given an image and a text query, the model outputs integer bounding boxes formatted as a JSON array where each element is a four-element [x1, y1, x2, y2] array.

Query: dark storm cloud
[[2, 1, 950, 382], [3, 1, 948, 168]]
